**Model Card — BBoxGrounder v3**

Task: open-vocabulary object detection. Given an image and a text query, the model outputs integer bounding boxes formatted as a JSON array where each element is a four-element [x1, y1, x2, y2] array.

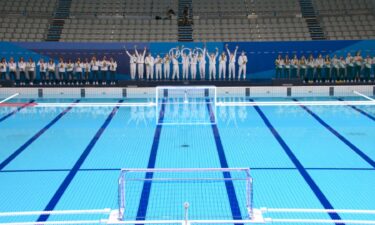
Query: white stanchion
[[0, 93, 19, 104]]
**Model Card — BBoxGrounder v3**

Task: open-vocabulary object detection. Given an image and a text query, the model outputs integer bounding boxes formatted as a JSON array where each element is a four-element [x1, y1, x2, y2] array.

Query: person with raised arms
[[218, 51, 227, 80], [226, 45, 238, 80], [207, 47, 218, 81], [125, 48, 137, 80], [135, 46, 147, 80], [189, 49, 198, 80]]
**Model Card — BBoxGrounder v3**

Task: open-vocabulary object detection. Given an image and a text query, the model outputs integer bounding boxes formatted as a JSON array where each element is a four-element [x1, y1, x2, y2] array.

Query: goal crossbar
[[118, 168, 253, 221]]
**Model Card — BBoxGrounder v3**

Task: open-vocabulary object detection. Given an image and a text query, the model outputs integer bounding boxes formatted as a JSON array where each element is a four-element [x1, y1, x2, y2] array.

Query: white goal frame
[[117, 168, 253, 223], [155, 86, 217, 125]]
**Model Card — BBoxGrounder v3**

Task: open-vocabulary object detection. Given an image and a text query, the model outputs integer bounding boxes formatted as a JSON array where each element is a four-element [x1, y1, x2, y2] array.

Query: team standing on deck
[[275, 52, 375, 83], [1, 46, 374, 85]]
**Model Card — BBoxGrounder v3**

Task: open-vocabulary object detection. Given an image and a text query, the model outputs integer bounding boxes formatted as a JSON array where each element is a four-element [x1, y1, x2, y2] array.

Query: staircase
[[298, 0, 326, 40], [46, 0, 72, 41], [178, 0, 193, 42]]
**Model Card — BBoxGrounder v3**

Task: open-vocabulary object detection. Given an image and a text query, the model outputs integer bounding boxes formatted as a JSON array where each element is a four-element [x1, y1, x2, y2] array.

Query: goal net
[[117, 168, 253, 223], [155, 86, 217, 125]]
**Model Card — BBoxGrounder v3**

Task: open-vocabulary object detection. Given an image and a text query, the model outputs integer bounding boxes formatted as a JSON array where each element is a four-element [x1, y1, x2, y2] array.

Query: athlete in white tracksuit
[[190, 51, 198, 80], [154, 55, 163, 80], [218, 52, 227, 80], [135, 47, 146, 79], [172, 54, 180, 80], [181, 53, 190, 80], [163, 54, 171, 80], [126, 50, 137, 80], [238, 51, 248, 80], [227, 45, 238, 80], [145, 53, 155, 80], [198, 48, 206, 80], [207, 48, 219, 80]]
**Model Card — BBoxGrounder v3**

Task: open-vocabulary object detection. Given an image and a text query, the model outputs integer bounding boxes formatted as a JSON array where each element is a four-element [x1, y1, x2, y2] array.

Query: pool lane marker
[[337, 98, 375, 122], [136, 100, 165, 221], [250, 99, 343, 224], [206, 99, 244, 223], [0, 100, 79, 171], [0, 100, 35, 123], [293, 98, 375, 168], [37, 100, 124, 223]]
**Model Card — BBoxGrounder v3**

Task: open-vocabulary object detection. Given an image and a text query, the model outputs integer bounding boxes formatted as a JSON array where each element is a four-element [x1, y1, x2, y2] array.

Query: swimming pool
[[0, 92, 374, 224]]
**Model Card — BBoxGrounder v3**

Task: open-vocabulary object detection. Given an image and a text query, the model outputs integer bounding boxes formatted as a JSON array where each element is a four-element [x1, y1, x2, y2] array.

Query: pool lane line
[[0, 100, 79, 171], [136, 100, 165, 221], [206, 100, 244, 223], [293, 98, 375, 168], [250, 99, 343, 224], [37, 100, 123, 223], [0, 100, 35, 123], [337, 98, 375, 121]]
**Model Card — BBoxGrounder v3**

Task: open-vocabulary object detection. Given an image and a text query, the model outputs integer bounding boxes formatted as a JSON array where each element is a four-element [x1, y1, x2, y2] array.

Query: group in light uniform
[[145, 53, 155, 80], [124, 45, 248, 81], [0, 56, 118, 86], [274, 51, 375, 83], [207, 48, 219, 80], [227, 45, 238, 80]]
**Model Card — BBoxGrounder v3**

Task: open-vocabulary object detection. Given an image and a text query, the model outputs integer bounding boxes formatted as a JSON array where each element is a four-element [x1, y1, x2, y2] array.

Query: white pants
[[182, 64, 189, 80], [155, 65, 162, 80], [190, 64, 197, 80], [238, 64, 246, 80], [199, 63, 205, 80], [172, 65, 179, 80], [146, 65, 154, 80], [209, 64, 216, 80], [228, 63, 235, 79], [130, 63, 136, 80], [137, 64, 144, 79], [219, 63, 226, 79], [164, 64, 170, 79]]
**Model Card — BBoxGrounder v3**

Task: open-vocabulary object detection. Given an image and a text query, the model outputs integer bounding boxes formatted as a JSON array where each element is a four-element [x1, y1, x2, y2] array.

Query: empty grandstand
[[0, 0, 374, 42]]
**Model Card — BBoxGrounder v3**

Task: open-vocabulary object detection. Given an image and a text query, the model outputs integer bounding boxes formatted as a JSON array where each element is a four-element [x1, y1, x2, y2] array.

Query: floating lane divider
[[33, 102, 156, 108], [206, 99, 244, 224], [353, 91, 375, 101], [0, 93, 19, 104], [0, 100, 80, 170], [249, 99, 344, 225], [293, 98, 375, 168], [0, 100, 36, 123], [337, 98, 375, 122], [37, 100, 124, 223]]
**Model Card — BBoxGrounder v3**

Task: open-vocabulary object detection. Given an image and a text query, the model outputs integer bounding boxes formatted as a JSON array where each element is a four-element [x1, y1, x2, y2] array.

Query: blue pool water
[[0, 96, 374, 224]]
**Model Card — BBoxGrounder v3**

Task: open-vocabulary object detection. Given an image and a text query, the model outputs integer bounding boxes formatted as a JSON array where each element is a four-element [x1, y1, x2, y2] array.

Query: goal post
[[117, 168, 253, 223], [155, 86, 217, 125]]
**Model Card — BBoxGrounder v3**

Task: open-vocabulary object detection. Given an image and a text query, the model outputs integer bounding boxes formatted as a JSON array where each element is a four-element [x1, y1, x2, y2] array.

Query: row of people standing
[[0, 56, 118, 85], [125, 45, 248, 81], [275, 52, 375, 83]]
